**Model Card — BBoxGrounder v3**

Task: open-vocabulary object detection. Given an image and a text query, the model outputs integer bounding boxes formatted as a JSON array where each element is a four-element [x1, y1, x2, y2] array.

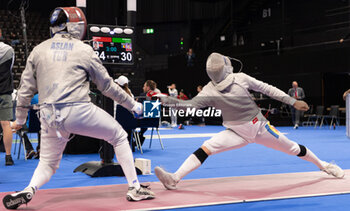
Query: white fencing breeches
[[28, 103, 128, 189], [203, 121, 300, 156]]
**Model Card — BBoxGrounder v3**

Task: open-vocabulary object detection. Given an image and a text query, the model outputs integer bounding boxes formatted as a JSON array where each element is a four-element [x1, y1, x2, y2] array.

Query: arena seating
[[0, 10, 49, 89]]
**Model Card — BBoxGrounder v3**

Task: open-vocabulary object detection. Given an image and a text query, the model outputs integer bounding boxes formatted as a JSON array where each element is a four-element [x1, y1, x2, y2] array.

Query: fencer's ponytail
[[122, 84, 132, 97]]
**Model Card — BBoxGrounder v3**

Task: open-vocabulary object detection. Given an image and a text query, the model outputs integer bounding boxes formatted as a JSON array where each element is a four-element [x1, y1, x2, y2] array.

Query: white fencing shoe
[[126, 184, 155, 201], [3, 187, 35, 209], [322, 162, 345, 178], [154, 166, 178, 190]]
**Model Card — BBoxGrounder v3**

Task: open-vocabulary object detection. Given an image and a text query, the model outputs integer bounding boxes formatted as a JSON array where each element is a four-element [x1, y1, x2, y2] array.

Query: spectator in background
[[10, 32, 20, 47], [143, 80, 158, 99], [115, 75, 134, 98], [168, 83, 178, 127], [186, 48, 195, 67], [0, 28, 3, 40], [114, 76, 133, 118], [114, 75, 136, 151], [197, 85, 203, 93], [168, 83, 178, 97], [288, 81, 305, 129], [177, 89, 189, 100], [0, 41, 15, 165], [138, 80, 158, 146], [154, 81, 161, 94]]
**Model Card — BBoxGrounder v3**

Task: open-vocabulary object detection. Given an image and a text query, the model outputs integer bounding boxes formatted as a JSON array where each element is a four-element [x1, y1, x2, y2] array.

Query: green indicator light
[[180, 41, 183, 45], [112, 38, 132, 43]]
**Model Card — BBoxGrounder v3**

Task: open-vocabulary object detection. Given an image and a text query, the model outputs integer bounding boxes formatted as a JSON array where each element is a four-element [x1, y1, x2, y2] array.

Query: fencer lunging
[[155, 52, 344, 190], [2, 7, 154, 210]]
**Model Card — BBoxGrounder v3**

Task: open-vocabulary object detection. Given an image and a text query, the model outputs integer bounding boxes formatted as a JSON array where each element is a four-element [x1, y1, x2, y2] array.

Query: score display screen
[[92, 36, 133, 65]]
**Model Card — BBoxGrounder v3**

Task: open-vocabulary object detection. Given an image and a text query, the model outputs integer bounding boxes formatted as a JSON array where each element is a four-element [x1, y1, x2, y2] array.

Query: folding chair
[[321, 105, 340, 129], [137, 117, 164, 150], [148, 118, 164, 150], [303, 105, 323, 127], [13, 129, 26, 160]]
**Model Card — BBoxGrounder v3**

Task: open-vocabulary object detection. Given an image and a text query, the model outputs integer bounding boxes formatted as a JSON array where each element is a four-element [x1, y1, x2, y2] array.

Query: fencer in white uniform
[[3, 7, 154, 210], [155, 52, 345, 190]]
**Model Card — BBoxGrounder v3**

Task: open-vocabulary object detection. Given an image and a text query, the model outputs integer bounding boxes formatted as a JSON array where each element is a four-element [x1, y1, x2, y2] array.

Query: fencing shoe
[[322, 162, 345, 178], [3, 187, 35, 209], [126, 184, 155, 201], [154, 166, 178, 190]]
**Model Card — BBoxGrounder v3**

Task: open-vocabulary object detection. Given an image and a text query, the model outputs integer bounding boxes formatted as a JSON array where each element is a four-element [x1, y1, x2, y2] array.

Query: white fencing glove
[[132, 102, 143, 115]]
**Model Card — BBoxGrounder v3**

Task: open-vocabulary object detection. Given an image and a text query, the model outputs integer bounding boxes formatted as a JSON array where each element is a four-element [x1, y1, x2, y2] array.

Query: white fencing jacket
[[16, 33, 136, 125], [162, 72, 297, 139]]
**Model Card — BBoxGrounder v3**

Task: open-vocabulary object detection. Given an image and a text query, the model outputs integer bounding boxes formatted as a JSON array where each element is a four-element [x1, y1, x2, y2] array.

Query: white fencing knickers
[[202, 120, 300, 156], [28, 102, 128, 190]]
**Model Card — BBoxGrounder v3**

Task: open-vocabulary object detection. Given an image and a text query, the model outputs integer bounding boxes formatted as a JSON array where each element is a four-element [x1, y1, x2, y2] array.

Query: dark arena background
[[0, 0, 350, 210]]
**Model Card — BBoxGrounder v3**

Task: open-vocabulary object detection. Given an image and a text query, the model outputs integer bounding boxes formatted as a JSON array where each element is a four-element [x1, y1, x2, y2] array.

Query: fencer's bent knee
[[297, 144, 307, 157], [38, 160, 59, 174], [201, 145, 212, 155], [107, 127, 128, 147], [194, 147, 209, 164], [114, 132, 128, 147]]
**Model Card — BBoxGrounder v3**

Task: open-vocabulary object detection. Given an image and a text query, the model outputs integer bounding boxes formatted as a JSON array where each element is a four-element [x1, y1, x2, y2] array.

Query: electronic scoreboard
[[87, 24, 134, 65]]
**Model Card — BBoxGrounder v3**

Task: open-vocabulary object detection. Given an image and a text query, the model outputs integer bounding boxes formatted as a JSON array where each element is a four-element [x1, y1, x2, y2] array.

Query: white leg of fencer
[[114, 140, 141, 189], [299, 148, 327, 170], [202, 129, 249, 156], [254, 122, 326, 170], [28, 161, 56, 191], [64, 103, 127, 144], [174, 154, 201, 182], [174, 130, 248, 181], [347, 94, 350, 138], [63, 103, 141, 188], [27, 121, 69, 191]]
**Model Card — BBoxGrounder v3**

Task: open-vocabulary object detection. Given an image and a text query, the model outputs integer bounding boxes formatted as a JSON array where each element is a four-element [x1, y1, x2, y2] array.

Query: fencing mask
[[206, 52, 234, 91], [49, 7, 87, 40]]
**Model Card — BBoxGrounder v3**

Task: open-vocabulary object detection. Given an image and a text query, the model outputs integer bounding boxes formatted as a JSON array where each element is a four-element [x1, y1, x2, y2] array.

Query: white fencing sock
[[174, 154, 202, 182], [28, 162, 56, 192], [298, 145, 326, 170], [114, 141, 140, 189]]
